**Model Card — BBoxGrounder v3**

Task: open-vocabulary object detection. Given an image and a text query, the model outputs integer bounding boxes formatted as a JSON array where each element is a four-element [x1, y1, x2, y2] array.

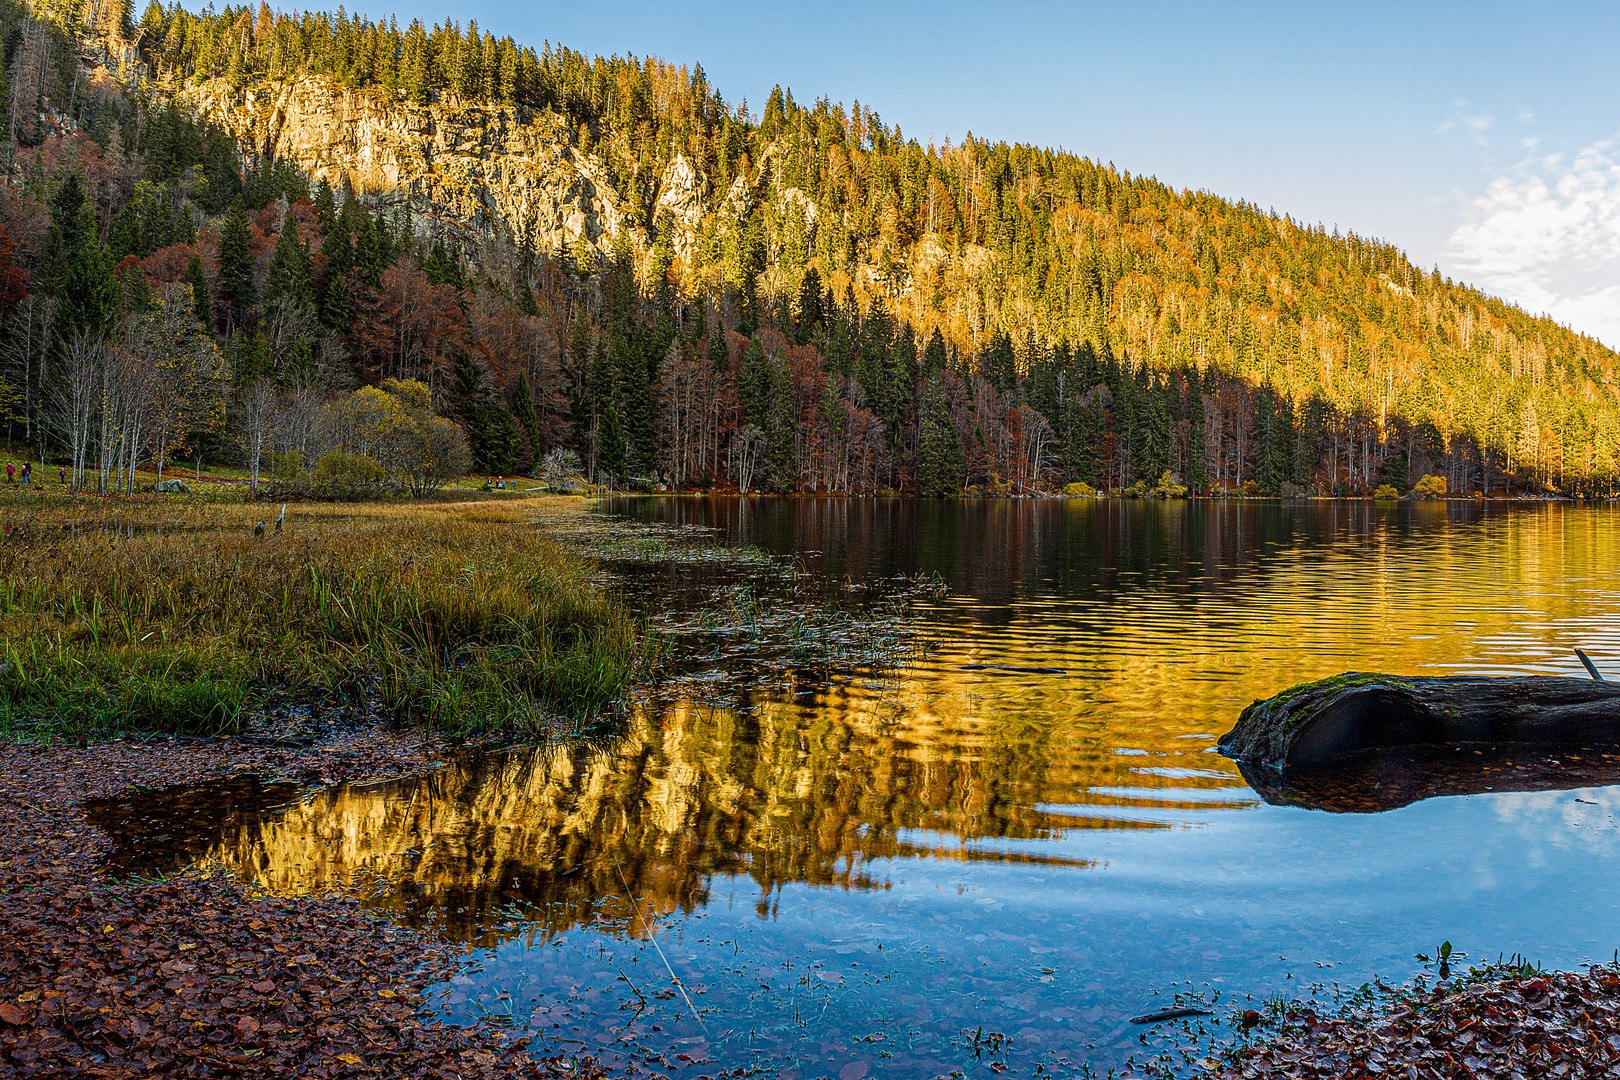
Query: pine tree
[[922, 327, 948, 375], [916, 376, 964, 496], [183, 253, 212, 331], [512, 370, 542, 469], [265, 220, 313, 304], [53, 242, 118, 341], [216, 200, 256, 334], [708, 324, 729, 373], [41, 174, 94, 294]]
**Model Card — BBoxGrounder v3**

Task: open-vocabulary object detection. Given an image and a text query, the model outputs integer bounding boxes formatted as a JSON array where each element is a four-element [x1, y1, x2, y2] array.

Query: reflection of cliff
[[185, 685, 1184, 945]]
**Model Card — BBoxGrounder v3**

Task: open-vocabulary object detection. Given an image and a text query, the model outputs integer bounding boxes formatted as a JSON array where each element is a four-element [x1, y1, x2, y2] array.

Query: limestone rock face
[[652, 153, 709, 260], [179, 76, 691, 269]]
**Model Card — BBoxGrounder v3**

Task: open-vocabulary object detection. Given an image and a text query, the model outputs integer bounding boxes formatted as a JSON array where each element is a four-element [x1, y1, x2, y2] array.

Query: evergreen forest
[[3, 0, 1617, 496]]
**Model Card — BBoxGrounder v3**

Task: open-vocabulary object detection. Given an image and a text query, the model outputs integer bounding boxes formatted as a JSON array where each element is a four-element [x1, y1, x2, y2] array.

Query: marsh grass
[[0, 496, 652, 739]]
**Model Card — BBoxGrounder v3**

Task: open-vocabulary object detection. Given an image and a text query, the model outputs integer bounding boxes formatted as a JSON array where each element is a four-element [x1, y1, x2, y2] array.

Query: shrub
[[310, 451, 388, 498], [540, 448, 583, 490], [1151, 471, 1187, 498], [1374, 483, 1400, 499], [1062, 481, 1097, 498], [1411, 474, 1447, 499], [266, 450, 303, 480], [1279, 481, 1308, 498]]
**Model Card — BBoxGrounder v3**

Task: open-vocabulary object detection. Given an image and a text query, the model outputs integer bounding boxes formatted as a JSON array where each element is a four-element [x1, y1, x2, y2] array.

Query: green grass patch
[[0, 496, 654, 740]]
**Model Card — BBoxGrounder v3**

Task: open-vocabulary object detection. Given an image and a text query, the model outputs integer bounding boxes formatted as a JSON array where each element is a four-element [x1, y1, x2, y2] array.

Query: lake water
[[102, 499, 1620, 1077]]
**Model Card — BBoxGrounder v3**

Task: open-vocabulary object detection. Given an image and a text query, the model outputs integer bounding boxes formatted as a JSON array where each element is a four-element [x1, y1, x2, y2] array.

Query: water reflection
[[93, 499, 1620, 1077], [1241, 747, 1620, 813], [121, 685, 1207, 946]]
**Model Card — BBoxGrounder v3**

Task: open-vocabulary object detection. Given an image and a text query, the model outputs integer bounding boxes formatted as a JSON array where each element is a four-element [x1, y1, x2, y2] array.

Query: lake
[[103, 498, 1620, 1077]]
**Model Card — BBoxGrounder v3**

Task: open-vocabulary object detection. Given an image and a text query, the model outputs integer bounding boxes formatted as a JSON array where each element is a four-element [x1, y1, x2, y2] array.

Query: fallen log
[[1218, 673, 1620, 772]]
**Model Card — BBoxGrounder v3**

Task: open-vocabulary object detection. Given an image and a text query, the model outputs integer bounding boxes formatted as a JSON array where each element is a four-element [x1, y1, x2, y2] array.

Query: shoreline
[[0, 725, 623, 1079]]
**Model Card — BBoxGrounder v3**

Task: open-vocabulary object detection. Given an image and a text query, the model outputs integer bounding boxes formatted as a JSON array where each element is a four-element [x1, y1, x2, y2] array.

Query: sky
[[321, 0, 1620, 347]]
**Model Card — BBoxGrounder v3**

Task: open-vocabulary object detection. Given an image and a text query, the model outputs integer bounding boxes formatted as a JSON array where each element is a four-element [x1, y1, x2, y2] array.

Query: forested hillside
[[3, 0, 1617, 495]]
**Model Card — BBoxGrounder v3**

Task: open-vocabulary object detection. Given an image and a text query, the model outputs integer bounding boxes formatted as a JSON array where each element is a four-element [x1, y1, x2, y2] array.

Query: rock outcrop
[[179, 76, 671, 270]]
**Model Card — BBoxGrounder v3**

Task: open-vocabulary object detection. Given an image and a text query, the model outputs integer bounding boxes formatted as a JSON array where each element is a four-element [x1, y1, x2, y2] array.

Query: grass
[[0, 492, 653, 740]]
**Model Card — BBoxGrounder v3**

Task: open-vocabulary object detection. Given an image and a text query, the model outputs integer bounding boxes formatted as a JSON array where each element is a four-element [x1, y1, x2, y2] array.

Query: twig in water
[[1576, 648, 1604, 681], [611, 860, 707, 1034]]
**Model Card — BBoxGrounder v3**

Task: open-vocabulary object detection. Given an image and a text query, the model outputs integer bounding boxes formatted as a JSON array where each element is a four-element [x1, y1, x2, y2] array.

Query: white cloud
[[1445, 131, 1620, 348], [1437, 102, 1495, 148]]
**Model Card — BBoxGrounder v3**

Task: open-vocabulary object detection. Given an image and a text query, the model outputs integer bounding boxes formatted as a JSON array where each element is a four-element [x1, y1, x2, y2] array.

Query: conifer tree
[[708, 324, 730, 373], [916, 376, 964, 496], [216, 200, 256, 334], [512, 370, 542, 468], [41, 174, 94, 294], [265, 221, 313, 305], [183, 253, 212, 331]]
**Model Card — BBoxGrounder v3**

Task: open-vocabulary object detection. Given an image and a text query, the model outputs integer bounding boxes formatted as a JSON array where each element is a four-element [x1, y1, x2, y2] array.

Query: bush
[[310, 451, 388, 498], [1279, 481, 1308, 498], [1411, 474, 1447, 499], [1150, 471, 1187, 498], [1062, 481, 1097, 498], [540, 448, 583, 491], [266, 450, 302, 480], [1373, 483, 1400, 500]]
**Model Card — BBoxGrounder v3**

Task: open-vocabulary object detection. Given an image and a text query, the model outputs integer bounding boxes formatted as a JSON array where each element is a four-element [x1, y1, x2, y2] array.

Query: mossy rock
[[1218, 673, 1620, 771]]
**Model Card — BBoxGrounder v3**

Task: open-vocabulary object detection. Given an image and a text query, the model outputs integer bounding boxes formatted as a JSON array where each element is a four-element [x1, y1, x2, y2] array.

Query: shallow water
[[100, 499, 1620, 1077]]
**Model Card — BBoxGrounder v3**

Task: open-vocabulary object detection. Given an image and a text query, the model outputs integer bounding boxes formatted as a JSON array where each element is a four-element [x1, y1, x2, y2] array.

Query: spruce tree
[[216, 200, 256, 334], [738, 338, 770, 426], [183, 254, 212, 331], [765, 355, 796, 491], [512, 370, 542, 470], [53, 243, 119, 341], [922, 327, 948, 375], [708, 324, 730, 373], [41, 174, 94, 294], [265, 220, 313, 304], [916, 377, 964, 497]]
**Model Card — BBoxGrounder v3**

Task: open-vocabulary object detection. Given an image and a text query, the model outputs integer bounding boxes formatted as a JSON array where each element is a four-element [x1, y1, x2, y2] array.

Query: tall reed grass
[[0, 496, 652, 738]]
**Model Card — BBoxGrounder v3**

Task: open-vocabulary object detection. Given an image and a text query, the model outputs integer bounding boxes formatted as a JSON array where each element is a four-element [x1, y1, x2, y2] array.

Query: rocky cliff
[[179, 75, 706, 273]]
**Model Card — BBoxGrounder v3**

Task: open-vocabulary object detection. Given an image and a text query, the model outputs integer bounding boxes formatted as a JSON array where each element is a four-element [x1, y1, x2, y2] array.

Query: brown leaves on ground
[[1213, 966, 1620, 1079], [0, 733, 611, 1079]]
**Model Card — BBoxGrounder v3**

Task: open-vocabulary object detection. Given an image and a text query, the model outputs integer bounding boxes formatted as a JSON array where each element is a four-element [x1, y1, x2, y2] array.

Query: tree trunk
[[1220, 674, 1620, 772]]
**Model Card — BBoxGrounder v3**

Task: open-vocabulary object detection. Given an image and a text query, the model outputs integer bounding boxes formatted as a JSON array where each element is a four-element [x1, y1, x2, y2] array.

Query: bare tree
[[238, 379, 277, 490], [49, 332, 101, 492]]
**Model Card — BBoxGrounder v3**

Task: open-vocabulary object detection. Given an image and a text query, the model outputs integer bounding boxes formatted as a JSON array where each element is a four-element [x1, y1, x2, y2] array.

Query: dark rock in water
[[1218, 674, 1620, 771], [1238, 746, 1620, 813]]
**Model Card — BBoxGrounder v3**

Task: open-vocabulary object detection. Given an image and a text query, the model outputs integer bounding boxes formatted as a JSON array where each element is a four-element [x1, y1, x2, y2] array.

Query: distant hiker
[[4, 462, 11, 482], [59, 466, 66, 484], [20, 462, 29, 485]]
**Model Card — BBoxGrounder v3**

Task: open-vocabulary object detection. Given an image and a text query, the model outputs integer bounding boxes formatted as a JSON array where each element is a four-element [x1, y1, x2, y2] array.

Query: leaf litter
[[1125, 954, 1620, 1080], [0, 734, 619, 1079]]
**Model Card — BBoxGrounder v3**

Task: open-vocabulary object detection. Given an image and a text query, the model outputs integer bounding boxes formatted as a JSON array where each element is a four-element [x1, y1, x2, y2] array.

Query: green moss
[[1263, 672, 1416, 728]]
